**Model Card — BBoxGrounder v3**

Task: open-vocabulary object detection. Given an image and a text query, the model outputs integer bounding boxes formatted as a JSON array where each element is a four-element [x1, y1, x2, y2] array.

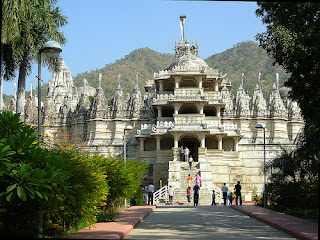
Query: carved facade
[[6, 20, 304, 204]]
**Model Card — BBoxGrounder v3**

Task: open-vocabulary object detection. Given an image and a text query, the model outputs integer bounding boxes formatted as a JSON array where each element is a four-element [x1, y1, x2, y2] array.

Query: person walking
[[221, 183, 228, 205], [180, 146, 184, 161], [234, 181, 242, 205], [211, 189, 217, 206], [168, 185, 175, 205], [184, 147, 190, 162], [188, 155, 193, 170], [147, 183, 154, 205], [187, 174, 193, 187], [187, 186, 192, 205], [193, 182, 200, 206], [196, 173, 201, 187]]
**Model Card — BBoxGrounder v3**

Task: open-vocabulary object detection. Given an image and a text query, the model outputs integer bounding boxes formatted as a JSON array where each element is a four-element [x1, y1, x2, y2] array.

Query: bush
[[0, 111, 149, 237]]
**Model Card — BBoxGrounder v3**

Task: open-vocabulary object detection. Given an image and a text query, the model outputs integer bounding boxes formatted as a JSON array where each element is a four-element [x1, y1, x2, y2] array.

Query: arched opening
[[162, 106, 174, 117], [179, 103, 198, 114], [178, 135, 200, 162], [180, 78, 198, 88], [203, 105, 217, 116], [205, 135, 218, 149]]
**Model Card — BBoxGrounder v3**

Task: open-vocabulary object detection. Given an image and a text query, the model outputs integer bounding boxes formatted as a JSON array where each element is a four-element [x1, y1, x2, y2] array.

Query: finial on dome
[[185, 38, 189, 45], [31, 81, 33, 98], [258, 72, 261, 85], [276, 72, 279, 90]]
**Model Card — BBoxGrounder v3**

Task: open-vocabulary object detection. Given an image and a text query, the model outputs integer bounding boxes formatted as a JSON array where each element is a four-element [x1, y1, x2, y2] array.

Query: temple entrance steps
[[165, 162, 223, 205]]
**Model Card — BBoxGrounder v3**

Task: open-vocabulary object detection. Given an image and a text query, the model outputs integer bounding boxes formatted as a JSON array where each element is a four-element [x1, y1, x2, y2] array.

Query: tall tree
[[1, 0, 68, 114], [255, 2, 320, 128]]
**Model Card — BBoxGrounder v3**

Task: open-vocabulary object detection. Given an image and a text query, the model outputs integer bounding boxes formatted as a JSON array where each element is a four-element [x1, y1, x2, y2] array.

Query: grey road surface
[[125, 205, 297, 240]]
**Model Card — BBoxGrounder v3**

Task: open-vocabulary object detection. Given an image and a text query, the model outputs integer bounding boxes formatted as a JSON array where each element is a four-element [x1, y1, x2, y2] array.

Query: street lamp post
[[37, 41, 62, 147], [255, 123, 267, 208], [123, 125, 133, 208]]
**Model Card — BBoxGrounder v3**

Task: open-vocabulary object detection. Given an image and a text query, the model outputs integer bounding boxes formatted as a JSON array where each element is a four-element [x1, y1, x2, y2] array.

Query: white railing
[[153, 185, 169, 204], [212, 185, 223, 205]]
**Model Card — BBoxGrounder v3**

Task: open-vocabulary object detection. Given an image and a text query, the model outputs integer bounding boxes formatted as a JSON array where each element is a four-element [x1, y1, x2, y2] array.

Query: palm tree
[[1, 0, 68, 114]]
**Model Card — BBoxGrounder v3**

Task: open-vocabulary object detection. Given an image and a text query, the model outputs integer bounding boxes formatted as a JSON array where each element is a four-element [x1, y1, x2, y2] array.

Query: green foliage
[[265, 123, 319, 215], [255, 2, 320, 128], [90, 154, 148, 221]]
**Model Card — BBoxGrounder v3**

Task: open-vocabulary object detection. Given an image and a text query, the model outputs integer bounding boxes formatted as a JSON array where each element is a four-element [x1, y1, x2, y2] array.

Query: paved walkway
[[68, 205, 318, 240], [67, 206, 156, 239]]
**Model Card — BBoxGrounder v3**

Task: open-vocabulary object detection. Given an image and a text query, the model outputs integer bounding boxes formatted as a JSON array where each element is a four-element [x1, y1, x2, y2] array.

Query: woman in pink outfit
[[196, 174, 201, 187]]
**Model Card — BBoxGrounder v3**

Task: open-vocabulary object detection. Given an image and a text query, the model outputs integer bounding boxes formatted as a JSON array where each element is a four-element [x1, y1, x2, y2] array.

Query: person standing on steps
[[188, 155, 193, 170], [211, 189, 217, 206], [221, 183, 228, 205], [193, 182, 200, 206], [187, 186, 192, 205], [180, 146, 184, 161], [184, 147, 190, 162], [196, 173, 201, 187], [168, 185, 175, 205], [234, 181, 242, 205], [147, 182, 154, 205], [187, 174, 193, 187]]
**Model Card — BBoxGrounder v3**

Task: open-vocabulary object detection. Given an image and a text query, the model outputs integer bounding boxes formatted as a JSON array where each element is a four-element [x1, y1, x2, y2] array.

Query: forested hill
[[73, 41, 290, 100], [3, 41, 290, 106], [205, 41, 290, 97], [73, 48, 175, 97]]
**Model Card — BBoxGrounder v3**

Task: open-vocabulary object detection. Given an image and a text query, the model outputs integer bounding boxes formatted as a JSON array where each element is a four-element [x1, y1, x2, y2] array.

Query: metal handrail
[[153, 185, 169, 204], [212, 185, 223, 205]]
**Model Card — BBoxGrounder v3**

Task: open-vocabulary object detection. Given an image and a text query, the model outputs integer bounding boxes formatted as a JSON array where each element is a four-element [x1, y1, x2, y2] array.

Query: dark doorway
[[179, 136, 200, 162]]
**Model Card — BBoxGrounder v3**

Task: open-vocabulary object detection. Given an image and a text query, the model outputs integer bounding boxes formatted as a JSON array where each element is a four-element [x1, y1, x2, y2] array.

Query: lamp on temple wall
[[37, 41, 62, 147], [124, 124, 133, 208], [255, 123, 267, 208]]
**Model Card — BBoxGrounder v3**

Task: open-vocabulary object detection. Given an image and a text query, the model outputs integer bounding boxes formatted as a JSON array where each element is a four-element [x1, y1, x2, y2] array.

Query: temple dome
[[166, 46, 209, 71]]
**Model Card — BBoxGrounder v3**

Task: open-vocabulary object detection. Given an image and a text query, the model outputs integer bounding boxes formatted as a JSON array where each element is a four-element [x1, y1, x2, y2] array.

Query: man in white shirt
[[221, 183, 228, 205], [147, 183, 155, 205]]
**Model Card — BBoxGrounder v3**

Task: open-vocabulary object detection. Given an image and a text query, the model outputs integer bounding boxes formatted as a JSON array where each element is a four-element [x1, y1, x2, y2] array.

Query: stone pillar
[[175, 76, 181, 89], [214, 81, 219, 91], [157, 106, 162, 118], [159, 80, 164, 92], [217, 135, 223, 150], [174, 103, 182, 115], [200, 134, 205, 148], [173, 134, 179, 148], [233, 137, 240, 152], [139, 138, 145, 151], [216, 106, 221, 117], [155, 135, 161, 151]]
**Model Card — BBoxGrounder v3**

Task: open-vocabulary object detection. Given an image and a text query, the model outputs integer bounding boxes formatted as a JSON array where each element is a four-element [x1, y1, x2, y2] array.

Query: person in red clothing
[[186, 186, 192, 205]]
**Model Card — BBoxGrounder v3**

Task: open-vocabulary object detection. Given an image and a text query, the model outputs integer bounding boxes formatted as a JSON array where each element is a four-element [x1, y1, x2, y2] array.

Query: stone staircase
[[161, 161, 223, 206]]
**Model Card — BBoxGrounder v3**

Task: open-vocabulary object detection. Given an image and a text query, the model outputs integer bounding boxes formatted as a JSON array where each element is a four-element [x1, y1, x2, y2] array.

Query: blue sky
[[3, 0, 267, 96]]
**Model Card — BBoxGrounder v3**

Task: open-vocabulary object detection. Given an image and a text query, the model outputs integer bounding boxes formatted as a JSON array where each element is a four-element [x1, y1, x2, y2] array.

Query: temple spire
[[99, 73, 102, 89], [30, 81, 33, 98], [179, 15, 186, 45], [258, 72, 261, 86], [135, 72, 139, 89], [276, 72, 279, 90], [241, 73, 244, 87], [117, 73, 121, 90]]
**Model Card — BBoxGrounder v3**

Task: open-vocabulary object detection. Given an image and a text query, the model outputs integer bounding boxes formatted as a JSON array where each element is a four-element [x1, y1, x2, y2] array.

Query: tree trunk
[[16, 53, 28, 116]]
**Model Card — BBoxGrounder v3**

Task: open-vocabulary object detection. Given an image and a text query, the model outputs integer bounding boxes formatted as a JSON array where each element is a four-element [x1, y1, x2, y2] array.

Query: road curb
[[120, 205, 156, 239], [231, 205, 318, 240]]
